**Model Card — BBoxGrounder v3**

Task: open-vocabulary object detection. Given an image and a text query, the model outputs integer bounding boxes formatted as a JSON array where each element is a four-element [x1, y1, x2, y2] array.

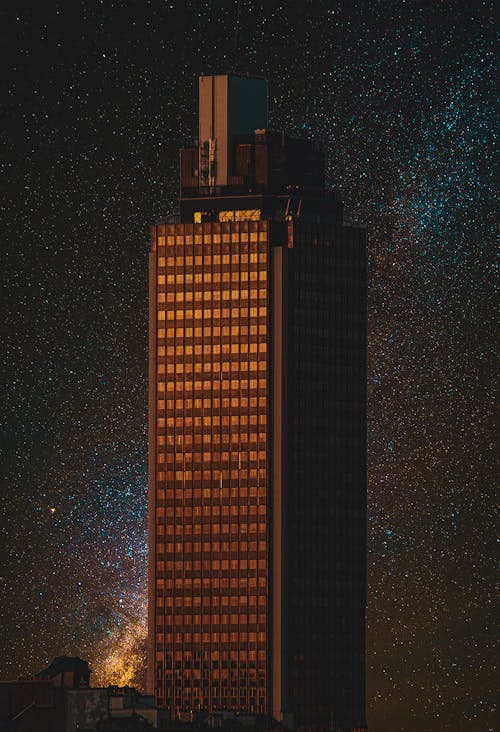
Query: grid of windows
[[152, 220, 270, 714]]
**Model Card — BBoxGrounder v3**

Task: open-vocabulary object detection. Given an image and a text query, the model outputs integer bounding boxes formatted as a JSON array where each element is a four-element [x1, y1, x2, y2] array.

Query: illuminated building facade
[[148, 74, 367, 731]]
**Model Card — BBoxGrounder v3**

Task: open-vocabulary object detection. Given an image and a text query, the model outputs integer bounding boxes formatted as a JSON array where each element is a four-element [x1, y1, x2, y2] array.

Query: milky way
[[1, 2, 495, 730]]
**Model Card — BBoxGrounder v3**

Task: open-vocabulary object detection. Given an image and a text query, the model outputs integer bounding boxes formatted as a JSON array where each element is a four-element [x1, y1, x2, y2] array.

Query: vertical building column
[[272, 245, 285, 721], [147, 233, 158, 695]]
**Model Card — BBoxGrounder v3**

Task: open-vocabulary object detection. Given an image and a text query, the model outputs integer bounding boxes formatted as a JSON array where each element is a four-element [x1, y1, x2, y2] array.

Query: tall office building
[[148, 74, 367, 731]]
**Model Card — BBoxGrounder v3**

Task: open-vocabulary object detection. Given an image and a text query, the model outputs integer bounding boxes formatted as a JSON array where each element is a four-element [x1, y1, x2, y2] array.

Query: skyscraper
[[148, 74, 367, 731]]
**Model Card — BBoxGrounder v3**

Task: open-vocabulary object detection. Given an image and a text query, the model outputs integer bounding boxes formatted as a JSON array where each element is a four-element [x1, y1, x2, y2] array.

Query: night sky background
[[1, 2, 495, 730]]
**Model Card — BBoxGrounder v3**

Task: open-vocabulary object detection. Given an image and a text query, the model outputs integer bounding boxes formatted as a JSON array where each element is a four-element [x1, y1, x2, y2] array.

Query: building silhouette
[[148, 74, 367, 731], [0, 657, 159, 731]]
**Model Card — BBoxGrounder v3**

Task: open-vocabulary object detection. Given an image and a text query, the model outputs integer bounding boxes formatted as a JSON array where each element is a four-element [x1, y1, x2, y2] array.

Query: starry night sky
[[0, 2, 495, 730]]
